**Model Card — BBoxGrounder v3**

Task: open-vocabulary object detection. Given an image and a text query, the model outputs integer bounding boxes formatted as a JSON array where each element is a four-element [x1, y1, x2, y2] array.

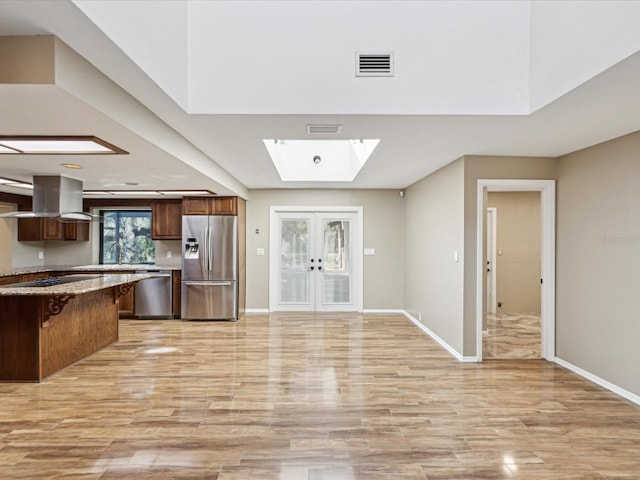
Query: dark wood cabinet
[[152, 200, 182, 239], [43, 218, 62, 240], [172, 270, 181, 319], [118, 287, 135, 317], [18, 218, 89, 242], [214, 196, 237, 215], [182, 197, 212, 215], [182, 196, 237, 215], [17, 217, 43, 241]]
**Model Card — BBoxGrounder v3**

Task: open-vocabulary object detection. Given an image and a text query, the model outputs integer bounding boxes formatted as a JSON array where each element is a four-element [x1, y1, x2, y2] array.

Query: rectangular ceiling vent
[[306, 124, 343, 135], [356, 52, 394, 77]]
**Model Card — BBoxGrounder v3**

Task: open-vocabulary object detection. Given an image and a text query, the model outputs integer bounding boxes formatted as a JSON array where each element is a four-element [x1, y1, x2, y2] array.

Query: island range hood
[[0, 175, 97, 221]]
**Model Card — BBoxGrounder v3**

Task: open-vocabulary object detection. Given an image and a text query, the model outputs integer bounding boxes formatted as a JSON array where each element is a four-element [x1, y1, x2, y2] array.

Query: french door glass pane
[[322, 219, 350, 304], [280, 219, 310, 303]]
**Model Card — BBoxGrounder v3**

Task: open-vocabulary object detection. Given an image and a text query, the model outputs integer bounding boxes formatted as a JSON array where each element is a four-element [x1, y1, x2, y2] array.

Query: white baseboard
[[244, 309, 270, 314], [362, 309, 405, 314], [402, 311, 478, 363], [554, 357, 640, 407]]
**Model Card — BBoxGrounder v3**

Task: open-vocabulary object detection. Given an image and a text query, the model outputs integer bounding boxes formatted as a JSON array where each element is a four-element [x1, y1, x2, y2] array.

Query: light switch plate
[[257, 248, 265, 256], [364, 248, 375, 256]]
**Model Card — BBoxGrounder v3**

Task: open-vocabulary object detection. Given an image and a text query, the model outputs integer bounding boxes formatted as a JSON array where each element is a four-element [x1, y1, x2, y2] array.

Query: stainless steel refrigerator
[[181, 215, 238, 320]]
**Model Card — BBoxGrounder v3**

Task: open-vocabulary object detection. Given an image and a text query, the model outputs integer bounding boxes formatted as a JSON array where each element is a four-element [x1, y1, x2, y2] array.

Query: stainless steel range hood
[[0, 175, 97, 221]]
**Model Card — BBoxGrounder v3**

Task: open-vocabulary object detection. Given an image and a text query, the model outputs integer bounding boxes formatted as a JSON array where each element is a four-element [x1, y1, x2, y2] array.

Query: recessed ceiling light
[[0, 136, 128, 155], [60, 163, 82, 169], [109, 191, 157, 195], [157, 190, 215, 195], [6, 182, 33, 190], [83, 191, 114, 195]]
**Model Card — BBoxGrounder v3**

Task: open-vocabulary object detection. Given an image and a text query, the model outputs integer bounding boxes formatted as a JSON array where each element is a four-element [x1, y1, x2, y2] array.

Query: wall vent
[[356, 52, 394, 77], [306, 124, 343, 135]]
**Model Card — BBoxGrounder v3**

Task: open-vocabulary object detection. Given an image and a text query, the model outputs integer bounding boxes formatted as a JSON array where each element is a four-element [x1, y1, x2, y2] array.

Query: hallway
[[0, 313, 638, 479]]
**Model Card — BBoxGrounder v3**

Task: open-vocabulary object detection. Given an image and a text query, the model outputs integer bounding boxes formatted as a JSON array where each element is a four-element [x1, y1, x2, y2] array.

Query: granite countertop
[[0, 273, 158, 296], [0, 264, 181, 278]]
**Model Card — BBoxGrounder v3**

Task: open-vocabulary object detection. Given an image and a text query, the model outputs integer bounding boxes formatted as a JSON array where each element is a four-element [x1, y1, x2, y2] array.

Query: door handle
[[318, 266, 322, 271], [310, 266, 315, 271]]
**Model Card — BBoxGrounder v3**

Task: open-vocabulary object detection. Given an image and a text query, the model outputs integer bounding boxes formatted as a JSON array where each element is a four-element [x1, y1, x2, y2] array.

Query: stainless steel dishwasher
[[135, 270, 173, 318]]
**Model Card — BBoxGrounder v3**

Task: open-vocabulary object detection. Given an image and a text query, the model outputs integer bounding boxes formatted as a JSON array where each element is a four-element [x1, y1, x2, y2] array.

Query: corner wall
[[404, 159, 465, 354], [556, 131, 640, 397]]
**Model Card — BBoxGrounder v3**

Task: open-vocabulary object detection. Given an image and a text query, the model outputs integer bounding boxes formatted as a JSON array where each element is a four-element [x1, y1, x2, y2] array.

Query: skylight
[[263, 139, 379, 182]]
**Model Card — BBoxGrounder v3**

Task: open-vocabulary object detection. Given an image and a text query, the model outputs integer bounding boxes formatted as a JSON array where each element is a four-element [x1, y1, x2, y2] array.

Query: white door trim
[[476, 180, 556, 361], [486, 207, 497, 315], [269, 206, 363, 312]]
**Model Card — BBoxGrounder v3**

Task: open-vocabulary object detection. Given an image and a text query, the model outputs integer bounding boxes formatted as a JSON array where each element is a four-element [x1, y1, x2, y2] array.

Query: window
[[100, 210, 155, 264]]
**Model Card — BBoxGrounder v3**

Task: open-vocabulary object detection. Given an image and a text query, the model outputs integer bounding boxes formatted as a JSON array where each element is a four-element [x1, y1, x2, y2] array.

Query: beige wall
[[0, 204, 13, 271], [246, 189, 404, 310], [487, 191, 541, 314], [463, 155, 556, 356], [404, 159, 465, 353], [0, 204, 45, 269], [557, 131, 640, 396]]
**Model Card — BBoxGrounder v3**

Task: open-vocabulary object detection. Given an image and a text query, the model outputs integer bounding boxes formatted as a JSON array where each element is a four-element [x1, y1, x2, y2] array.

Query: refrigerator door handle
[[208, 225, 213, 273], [184, 281, 232, 286], [203, 227, 209, 273]]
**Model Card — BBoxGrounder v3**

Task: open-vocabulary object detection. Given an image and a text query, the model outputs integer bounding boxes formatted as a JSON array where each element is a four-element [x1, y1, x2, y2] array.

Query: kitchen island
[[0, 273, 156, 382]]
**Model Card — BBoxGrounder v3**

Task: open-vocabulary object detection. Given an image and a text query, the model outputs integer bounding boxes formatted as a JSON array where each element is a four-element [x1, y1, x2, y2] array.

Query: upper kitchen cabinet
[[182, 196, 237, 216], [18, 218, 89, 242], [152, 200, 182, 240]]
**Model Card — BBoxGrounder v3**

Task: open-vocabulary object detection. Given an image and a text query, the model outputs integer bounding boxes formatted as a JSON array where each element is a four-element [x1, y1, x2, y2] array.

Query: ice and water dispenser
[[184, 237, 199, 259]]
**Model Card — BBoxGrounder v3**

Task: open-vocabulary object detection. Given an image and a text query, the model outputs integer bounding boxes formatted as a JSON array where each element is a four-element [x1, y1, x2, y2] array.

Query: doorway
[[269, 207, 363, 312], [476, 179, 555, 362], [483, 193, 541, 359]]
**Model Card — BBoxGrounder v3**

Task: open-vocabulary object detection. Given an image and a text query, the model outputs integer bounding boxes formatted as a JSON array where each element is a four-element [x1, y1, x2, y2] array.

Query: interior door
[[272, 211, 358, 312]]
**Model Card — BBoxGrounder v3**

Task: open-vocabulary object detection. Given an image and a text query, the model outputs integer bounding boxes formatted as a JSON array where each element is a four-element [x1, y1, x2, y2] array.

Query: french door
[[270, 209, 361, 312]]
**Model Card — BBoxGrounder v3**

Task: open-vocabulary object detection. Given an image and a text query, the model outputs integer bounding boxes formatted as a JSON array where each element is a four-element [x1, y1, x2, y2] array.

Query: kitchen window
[[99, 210, 155, 264]]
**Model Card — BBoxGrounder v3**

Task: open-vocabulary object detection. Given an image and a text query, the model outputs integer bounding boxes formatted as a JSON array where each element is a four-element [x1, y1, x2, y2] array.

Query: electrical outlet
[[166, 251, 172, 258], [38, 251, 44, 260]]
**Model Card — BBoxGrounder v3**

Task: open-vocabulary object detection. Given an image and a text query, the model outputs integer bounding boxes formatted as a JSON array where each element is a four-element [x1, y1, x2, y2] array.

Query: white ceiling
[[1, 0, 640, 197]]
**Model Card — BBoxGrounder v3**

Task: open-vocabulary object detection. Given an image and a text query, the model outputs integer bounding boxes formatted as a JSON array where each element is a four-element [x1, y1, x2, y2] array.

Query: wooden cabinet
[[181, 197, 212, 215], [214, 196, 237, 215], [118, 286, 135, 317], [172, 270, 181, 319], [18, 218, 89, 242], [182, 196, 237, 215], [152, 200, 182, 239]]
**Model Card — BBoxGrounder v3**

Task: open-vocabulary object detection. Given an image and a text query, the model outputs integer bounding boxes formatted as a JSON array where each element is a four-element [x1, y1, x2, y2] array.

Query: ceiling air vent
[[306, 124, 343, 135], [356, 52, 394, 77]]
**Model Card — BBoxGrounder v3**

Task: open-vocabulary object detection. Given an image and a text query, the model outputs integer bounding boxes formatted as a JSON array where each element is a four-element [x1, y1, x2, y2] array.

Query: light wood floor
[[483, 313, 541, 360], [1, 313, 639, 479]]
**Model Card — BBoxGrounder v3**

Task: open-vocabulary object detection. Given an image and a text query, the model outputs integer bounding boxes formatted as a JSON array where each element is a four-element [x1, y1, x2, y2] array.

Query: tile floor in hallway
[[0, 313, 639, 479], [483, 313, 542, 360]]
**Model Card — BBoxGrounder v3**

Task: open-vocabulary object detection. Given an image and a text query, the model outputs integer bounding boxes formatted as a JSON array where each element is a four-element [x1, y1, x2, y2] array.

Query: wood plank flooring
[[483, 313, 541, 360], [1, 313, 639, 479]]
